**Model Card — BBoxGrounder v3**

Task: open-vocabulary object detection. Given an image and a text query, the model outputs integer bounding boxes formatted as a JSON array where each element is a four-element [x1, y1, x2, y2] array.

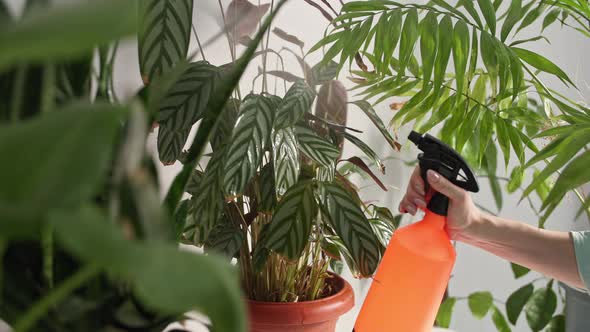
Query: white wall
[[6, 1, 590, 331]]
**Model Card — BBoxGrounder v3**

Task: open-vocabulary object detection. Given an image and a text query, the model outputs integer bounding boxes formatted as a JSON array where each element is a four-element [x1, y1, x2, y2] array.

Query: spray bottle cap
[[408, 131, 479, 216]]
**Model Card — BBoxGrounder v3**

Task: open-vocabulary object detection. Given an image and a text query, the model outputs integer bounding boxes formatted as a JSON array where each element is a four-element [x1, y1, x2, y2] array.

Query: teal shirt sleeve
[[572, 231, 590, 291]]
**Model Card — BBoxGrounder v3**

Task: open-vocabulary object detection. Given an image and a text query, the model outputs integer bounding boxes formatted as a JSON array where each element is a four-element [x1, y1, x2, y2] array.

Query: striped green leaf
[[212, 98, 240, 152], [258, 162, 277, 213], [157, 124, 190, 165], [262, 180, 317, 259], [204, 218, 244, 259], [190, 146, 227, 242], [272, 127, 300, 195], [274, 80, 315, 129], [224, 94, 276, 195], [138, 0, 193, 84], [319, 182, 381, 277], [295, 125, 339, 167], [368, 218, 393, 249], [157, 61, 220, 130], [186, 169, 204, 195]]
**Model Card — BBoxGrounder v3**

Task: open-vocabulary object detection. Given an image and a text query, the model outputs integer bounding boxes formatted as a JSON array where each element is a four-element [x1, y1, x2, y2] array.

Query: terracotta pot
[[247, 273, 354, 332]]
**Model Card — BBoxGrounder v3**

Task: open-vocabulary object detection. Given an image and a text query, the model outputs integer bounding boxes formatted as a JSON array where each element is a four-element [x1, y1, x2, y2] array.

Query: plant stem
[[14, 265, 100, 332], [192, 23, 207, 61], [218, 0, 236, 63]]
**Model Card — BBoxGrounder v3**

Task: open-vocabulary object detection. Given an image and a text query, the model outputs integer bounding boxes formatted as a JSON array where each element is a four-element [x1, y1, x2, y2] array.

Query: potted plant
[[0, 0, 283, 331], [149, 1, 402, 330]]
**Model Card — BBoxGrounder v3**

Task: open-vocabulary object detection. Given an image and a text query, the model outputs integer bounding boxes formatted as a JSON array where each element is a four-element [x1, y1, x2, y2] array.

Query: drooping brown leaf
[[348, 76, 367, 84], [342, 157, 387, 191], [272, 27, 304, 48], [355, 53, 369, 72], [315, 80, 348, 152], [389, 101, 406, 111], [226, 0, 270, 40], [262, 68, 303, 82]]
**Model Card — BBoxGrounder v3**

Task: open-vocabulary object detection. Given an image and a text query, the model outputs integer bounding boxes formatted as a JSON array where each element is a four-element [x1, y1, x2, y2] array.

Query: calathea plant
[[146, 0, 401, 302]]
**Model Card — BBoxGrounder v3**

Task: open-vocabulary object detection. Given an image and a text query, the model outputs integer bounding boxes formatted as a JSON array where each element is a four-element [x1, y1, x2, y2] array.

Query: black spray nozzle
[[408, 131, 479, 216]]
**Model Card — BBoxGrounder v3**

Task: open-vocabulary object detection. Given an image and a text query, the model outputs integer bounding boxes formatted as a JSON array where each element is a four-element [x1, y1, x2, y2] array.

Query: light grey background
[[4, 1, 590, 331]]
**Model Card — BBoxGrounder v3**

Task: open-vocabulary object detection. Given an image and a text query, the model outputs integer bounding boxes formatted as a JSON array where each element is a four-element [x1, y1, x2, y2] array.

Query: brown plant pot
[[247, 273, 354, 332]]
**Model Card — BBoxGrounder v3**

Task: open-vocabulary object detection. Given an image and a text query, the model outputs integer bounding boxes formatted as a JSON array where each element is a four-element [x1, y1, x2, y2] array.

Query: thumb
[[426, 169, 465, 201]]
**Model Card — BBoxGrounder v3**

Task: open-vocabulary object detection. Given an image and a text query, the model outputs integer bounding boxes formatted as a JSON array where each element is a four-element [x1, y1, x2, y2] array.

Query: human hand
[[398, 166, 482, 241]]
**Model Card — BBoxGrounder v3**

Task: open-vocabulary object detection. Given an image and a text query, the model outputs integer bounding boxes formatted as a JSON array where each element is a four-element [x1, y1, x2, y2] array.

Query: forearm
[[458, 213, 585, 289]]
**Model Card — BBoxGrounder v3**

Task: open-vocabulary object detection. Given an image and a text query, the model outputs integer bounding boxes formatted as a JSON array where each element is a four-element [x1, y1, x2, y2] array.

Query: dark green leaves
[[432, 15, 453, 101], [261, 181, 317, 259], [398, 8, 419, 77], [436, 297, 456, 328], [295, 126, 340, 167], [506, 283, 533, 324], [138, 0, 193, 84], [468, 291, 493, 319], [0, 0, 137, 71], [351, 100, 399, 152], [477, 0, 497, 35], [0, 104, 125, 238], [501, 0, 522, 41], [525, 282, 557, 331], [452, 20, 470, 103], [545, 315, 565, 332], [272, 127, 300, 195], [420, 12, 438, 86], [512, 47, 574, 86], [319, 182, 381, 277], [224, 95, 276, 195], [275, 80, 315, 129], [511, 263, 530, 278], [51, 206, 246, 332], [157, 125, 190, 165]]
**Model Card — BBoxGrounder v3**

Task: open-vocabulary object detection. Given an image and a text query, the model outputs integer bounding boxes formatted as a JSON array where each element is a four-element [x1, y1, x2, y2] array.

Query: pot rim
[[246, 272, 352, 306], [246, 272, 355, 326]]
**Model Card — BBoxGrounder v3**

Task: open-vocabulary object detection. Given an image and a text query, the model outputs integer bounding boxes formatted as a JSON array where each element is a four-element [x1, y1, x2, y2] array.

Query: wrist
[[456, 209, 487, 244]]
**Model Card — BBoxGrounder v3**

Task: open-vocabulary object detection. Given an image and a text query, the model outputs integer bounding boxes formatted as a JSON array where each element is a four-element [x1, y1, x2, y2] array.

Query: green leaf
[[138, 0, 192, 83], [459, 0, 485, 28], [261, 180, 317, 259], [311, 60, 338, 85], [432, 15, 453, 102], [224, 94, 276, 195], [373, 207, 400, 228], [545, 315, 565, 332], [542, 9, 560, 31], [381, 9, 403, 74], [492, 306, 512, 332], [480, 31, 499, 95], [342, 1, 388, 11], [351, 100, 399, 152], [420, 12, 438, 87], [50, 206, 246, 332], [517, 4, 546, 33], [344, 132, 385, 173], [0, 0, 137, 71], [506, 283, 534, 324], [525, 282, 557, 331], [157, 61, 220, 130], [0, 104, 125, 238], [485, 142, 503, 211], [512, 47, 574, 86], [157, 124, 190, 165], [190, 146, 227, 241], [319, 182, 381, 277], [275, 80, 315, 129], [542, 150, 590, 212], [452, 20, 470, 103], [368, 218, 393, 249], [436, 297, 456, 328], [511, 262, 530, 278], [295, 125, 340, 167], [205, 218, 244, 259], [468, 291, 494, 319], [501, 0, 522, 41], [398, 8, 419, 77], [211, 98, 240, 152], [273, 127, 300, 195], [258, 163, 277, 212], [330, 259, 344, 275], [478, 0, 497, 34], [495, 118, 511, 168]]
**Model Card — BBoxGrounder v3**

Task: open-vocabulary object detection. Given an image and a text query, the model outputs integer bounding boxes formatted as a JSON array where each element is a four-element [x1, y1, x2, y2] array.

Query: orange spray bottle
[[354, 131, 479, 332]]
